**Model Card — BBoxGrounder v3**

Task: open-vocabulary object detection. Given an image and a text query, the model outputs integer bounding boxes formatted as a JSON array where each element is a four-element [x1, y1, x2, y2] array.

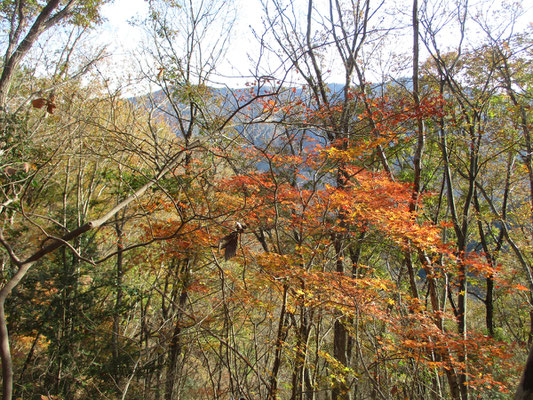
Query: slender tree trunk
[[330, 141, 350, 394], [0, 301, 13, 400], [113, 218, 125, 381], [457, 122, 481, 400], [457, 257, 468, 400], [411, 0, 424, 211], [0, 259, 36, 400], [303, 358, 314, 400], [436, 78, 463, 400], [332, 318, 348, 399], [333, 234, 349, 400], [268, 285, 289, 400], [474, 187, 505, 338], [164, 290, 188, 400], [290, 306, 310, 400], [165, 262, 189, 400], [404, 0, 424, 300], [486, 276, 494, 336]]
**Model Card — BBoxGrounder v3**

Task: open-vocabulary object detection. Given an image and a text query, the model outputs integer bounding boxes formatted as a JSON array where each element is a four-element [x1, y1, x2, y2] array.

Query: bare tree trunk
[[290, 306, 311, 400], [435, 79, 463, 400], [268, 285, 289, 400], [113, 217, 125, 381], [0, 301, 13, 400], [333, 233, 349, 400], [473, 185, 507, 337], [404, 0, 424, 301], [164, 273, 189, 400], [516, 345, 533, 400]]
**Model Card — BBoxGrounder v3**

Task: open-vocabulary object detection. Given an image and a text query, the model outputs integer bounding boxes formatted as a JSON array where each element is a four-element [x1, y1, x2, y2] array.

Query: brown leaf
[[219, 231, 239, 260], [46, 102, 57, 114], [31, 98, 46, 109]]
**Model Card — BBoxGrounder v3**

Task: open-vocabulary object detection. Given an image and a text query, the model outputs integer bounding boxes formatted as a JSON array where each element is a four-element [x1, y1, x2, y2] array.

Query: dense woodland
[[0, 0, 532, 399]]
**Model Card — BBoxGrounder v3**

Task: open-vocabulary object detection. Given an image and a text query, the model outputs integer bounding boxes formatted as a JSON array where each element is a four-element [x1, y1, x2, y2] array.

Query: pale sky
[[98, 0, 532, 91], [99, 0, 264, 88], [100, 0, 147, 48]]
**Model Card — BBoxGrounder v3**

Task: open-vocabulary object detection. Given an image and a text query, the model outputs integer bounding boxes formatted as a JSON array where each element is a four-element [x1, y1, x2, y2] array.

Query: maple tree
[[214, 91, 510, 398]]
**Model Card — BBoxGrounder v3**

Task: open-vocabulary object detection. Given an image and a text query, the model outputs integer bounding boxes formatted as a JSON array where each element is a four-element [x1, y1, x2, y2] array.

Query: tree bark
[[0, 301, 13, 400], [516, 345, 533, 400], [164, 270, 189, 400], [268, 285, 289, 400]]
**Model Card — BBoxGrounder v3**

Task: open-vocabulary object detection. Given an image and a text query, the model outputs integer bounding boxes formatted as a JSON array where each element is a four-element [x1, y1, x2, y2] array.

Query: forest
[[0, 0, 532, 399]]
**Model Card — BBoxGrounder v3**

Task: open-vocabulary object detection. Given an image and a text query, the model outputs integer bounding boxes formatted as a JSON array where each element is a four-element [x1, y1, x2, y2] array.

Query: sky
[[100, 0, 147, 48], [98, 0, 264, 89], [98, 0, 532, 91]]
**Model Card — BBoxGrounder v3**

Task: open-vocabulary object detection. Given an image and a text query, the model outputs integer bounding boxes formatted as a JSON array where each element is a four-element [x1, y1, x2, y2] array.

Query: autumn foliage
[[1, 1, 531, 400]]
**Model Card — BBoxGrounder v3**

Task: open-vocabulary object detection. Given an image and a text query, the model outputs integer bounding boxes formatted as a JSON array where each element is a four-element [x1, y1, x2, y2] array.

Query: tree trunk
[[515, 345, 533, 400], [113, 219, 125, 381], [0, 301, 13, 400], [333, 234, 348, 400], [165, 262, 189, 400], [290, 306, 311, 400], [0, 259, 36, 400], [457, 259, 468, 400], [268, 285, 289, 400]]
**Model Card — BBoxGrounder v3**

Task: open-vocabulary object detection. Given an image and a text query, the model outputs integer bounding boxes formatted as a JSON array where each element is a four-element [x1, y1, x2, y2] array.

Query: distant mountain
[[131, 79, 415, 150]]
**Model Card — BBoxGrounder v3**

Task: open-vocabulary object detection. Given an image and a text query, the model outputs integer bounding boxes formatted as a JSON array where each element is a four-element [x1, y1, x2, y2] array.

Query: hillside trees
[[252, 0, 444, 398], [255, 1, 394, 396], [2, 74, 203, 399], [237, 0, 529, 398], [418, 2, 532, 398], [0, 0, 532, 399], [136, 1, 251, 398], [0, 3, 112, 398], [68, 1, 286, 398], [0, 2, 210, 398]]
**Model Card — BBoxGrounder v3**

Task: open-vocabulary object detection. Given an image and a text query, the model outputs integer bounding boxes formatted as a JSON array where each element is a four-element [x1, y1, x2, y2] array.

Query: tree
[[0, 0, 108, 109], [1, 0, 531, 398], [0, 66, 199, 400]]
